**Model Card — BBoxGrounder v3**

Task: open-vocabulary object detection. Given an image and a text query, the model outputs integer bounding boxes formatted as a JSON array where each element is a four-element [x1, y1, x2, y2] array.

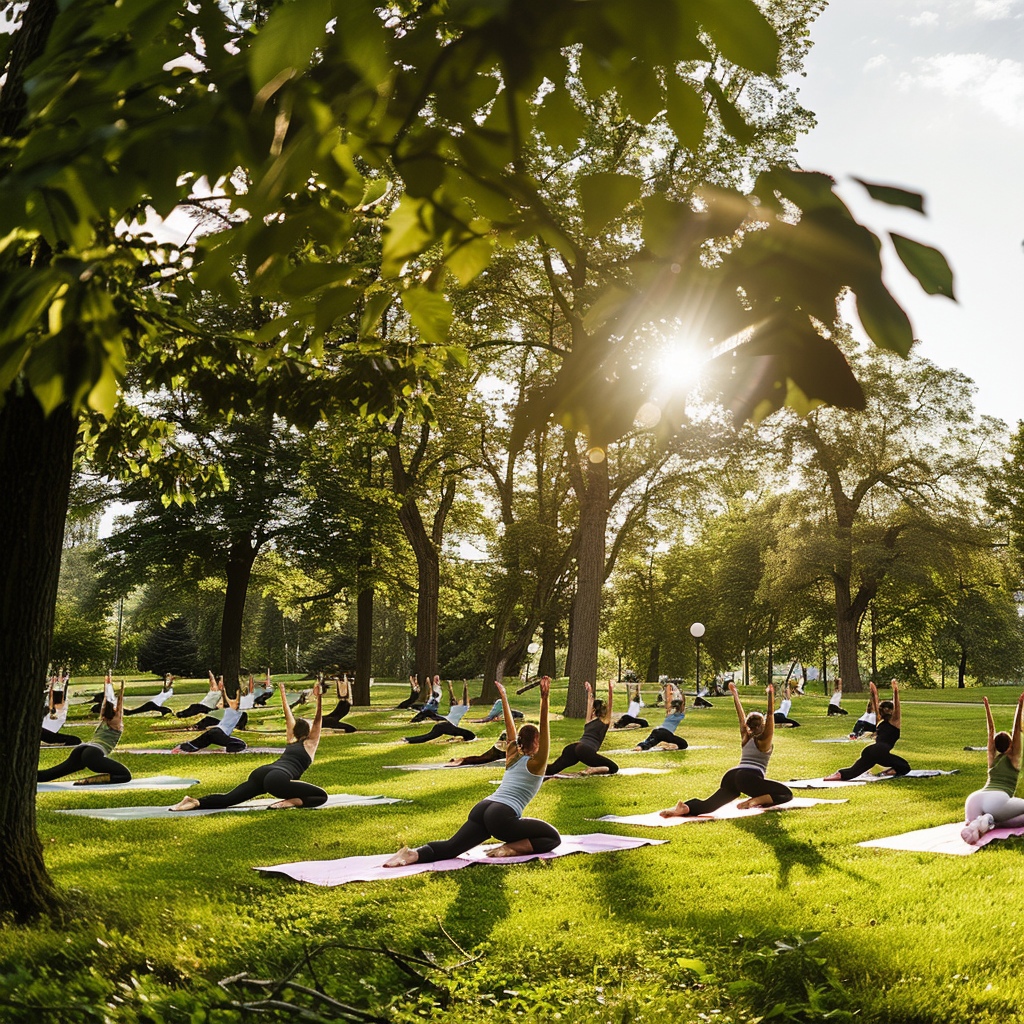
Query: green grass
[[9, 681, 1024, 1022]]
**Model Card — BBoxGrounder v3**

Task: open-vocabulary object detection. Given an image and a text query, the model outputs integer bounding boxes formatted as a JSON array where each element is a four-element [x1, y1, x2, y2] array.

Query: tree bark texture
[[354, 582, 373, 705], [564, 454, 609, 718], [220, 533, 257, 696], [0, 392, 77, 920], [538, 619, 558, 677]]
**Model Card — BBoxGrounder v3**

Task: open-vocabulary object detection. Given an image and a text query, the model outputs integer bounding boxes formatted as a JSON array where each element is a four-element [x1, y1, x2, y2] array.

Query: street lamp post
[[690, 622, 705, 697]]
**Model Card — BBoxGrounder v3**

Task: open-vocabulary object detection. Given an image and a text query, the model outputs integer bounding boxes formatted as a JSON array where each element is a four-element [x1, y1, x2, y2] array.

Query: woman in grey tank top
[[386, 679, 560, 866], [660, 682, 792, 818]]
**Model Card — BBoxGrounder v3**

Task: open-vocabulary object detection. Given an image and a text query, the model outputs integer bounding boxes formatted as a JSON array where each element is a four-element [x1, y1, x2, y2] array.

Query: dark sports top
[[271, 741, 312, 779], [579, 718, 609, 751], [876, 720, 900, 748]]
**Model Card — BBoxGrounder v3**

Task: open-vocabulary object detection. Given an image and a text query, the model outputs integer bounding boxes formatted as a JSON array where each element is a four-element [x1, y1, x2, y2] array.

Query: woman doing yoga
[[446, 733, 509, 766], [322, 674, 356, 732], [613, 685, 649, 730], [174, 681, 247, 752], [41, 677, 81, 747], [123, 674, 175, 716], [171, 681, 327, 811], [405, 681, 475, 743], [827, 679, 849, 716], [38, 682, 131, 785], [824, 680, 909, 781], [961, 694, 1024, 843], [175, 672, 223, 718], [545, 680, 618, 776], [386, 679, 559, 865], [633, 685, 687, 750], [773, 683, 801, 727], [660, 682, 792, 817]]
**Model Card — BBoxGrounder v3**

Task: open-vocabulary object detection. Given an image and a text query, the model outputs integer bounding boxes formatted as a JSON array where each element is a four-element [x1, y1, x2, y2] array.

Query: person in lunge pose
[[252, 671, 275, 706], [660, 682, 792, 817], [175, 671, 224, 718], [88, 671, 115, 714], [613, 684, 649, 730], [170, 681, 326, 811], [446, 733, 509, 766], [633, 686, 687, 750], [961, 693, 1024, 843], [321, 674, 356, 732], [174, 681, 247, 753], [848, 700, 877, 739], [385, 679, 559, 865], [468, 690, 524, 723], [123, 674, 175, 716], [545, 679, 618, 776], [824, 680, 909, 781], [38, 681, 131, 785], [409, 676, 444, 721], [773, 683, 801, 727], [405, 681, 475, 743], [827, 679, 849, 716], [41, 676, 82, 746]]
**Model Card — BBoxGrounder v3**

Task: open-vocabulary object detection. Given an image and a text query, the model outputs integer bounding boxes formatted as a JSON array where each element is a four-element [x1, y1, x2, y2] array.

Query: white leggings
[[964, 789, 1024, 826]]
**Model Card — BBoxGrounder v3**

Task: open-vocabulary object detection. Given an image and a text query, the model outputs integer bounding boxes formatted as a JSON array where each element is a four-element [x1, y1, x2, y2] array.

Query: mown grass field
[[7, 678, 1024, 1023]]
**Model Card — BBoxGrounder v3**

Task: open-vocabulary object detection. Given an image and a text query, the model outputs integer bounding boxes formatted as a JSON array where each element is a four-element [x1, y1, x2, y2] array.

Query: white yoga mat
[[55, 793, 405, 821], [811, 737, 873, 743], [608, 745, 718, 754], [788, 769, 958, 789], [123, 747, 285, 755], [543, 766, 672, 780], [589, 797, 847, 827], [38, 775, 199, 792], [384, 762, 497, 771], [859, 821, 1024, 856], [255, 833, 667, 886]]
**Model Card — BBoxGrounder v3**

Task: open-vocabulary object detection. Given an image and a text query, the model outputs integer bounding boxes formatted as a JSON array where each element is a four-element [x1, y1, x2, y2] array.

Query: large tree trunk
[[958, 648, 967, 688], [219, 533, 257, 696], [538, 618, 558, 677], [834, 581, 864, 692], [645, 642, 660, 684], [0, 393, 77, 920], [354, 581, 373, 706], [564, 454, 609, 718]]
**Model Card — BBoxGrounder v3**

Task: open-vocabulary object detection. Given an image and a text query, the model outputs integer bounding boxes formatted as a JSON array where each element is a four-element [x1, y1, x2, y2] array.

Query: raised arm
[[1011, 693, 1024, 767], [279, 679, 296, 739], [602, 679, 614, 724], [306, 681, 324, 752], [984, 696, 996, 765], [868, 682, 880, 720], [495, 681, 517, 764], [662, 682, 672, 708], [446, 680, 456, 705], [759, 684, 776, 749], [730, 682, 747, 737], [461, 681, 469, 707], [890, 679, 901, 729], [528, 676, 552, 772], [110, 681, 126, 730], [584, 681, 594, 721]]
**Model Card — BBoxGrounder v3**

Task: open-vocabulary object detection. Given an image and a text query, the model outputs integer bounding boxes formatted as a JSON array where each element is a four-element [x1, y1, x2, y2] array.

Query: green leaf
[[855, 280, 915, 357], [445, 236, 494, 286], [578, 172, 642, 234], [401, 286, 452, 345], [382, 197, 432, 276], [248, 0, 332, 94], [360, 290, 394, 338], [280, 264, 346, 297], [315, 286, 360, 332], [617, 60, 664, 123], [703, 77, 754, 145], [534, 84, 586, 152], [853, 178, 925, 214], [690, 0, 779, 75], [664, 75, 706, 151], [890, 234, 956, 299]]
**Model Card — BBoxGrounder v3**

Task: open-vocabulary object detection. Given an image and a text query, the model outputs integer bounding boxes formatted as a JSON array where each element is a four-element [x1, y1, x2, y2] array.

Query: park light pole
[[690, 622, 705, 696]]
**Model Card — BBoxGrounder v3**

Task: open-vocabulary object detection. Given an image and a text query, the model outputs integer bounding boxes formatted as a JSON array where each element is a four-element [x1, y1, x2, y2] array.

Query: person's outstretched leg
[[827, 744, 883, 781], [662, 769, 743, 817], [545, 743, 580, 776], [875, 749, 910, 776], [576, 748, 619, 775], [405, 724, 445, 744], [394, 800, 492, 864], [736, 771, 792, 809], [37, 746, 86, 782], [264, 767, 329, 809], [482, 801, 560, 857]]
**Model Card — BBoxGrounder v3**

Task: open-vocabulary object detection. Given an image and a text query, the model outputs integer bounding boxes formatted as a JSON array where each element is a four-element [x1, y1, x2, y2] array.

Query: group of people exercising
[[41, 668, 1008, 854]]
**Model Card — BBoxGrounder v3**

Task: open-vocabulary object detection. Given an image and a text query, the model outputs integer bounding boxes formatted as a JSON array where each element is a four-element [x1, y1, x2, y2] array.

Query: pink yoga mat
[[255, 833, 666, 886], [590, 797, 847, 827], [859, 821, 1024, 856]]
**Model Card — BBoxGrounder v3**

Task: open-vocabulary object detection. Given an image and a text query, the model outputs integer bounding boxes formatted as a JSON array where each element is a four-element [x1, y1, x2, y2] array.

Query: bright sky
[[793, 0, 1023, 429]]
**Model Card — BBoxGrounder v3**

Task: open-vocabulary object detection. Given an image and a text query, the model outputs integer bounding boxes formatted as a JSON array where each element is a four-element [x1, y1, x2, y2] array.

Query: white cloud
[[864, 54, 890, 71], [972, 0, 1016, 19], [900, 52, 1024, 129], [908, 10, 940, 25]]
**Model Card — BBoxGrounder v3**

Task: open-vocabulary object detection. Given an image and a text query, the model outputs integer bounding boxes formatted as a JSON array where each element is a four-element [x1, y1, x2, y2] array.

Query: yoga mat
[[811, 736, 873, 743], [544, 766, 671, 779], [255, 833, 667, 886], [609, 745, 718, 754], [384, 762, 498, 771], [122, 747, 285, 755], [38, 775, 200, 792], [788, 769, 958, 789], [859, 821, 1024, 856], [55, 793, 405, 821], [590, 797, 848, 827]]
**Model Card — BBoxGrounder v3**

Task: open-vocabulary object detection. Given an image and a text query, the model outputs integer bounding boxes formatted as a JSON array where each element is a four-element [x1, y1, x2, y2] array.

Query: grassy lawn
[[8, 679, 1024, 1022]]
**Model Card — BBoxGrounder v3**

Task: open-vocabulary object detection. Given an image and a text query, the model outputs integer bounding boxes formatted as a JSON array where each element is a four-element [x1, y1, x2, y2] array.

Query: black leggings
[[850, 720, 876, 738], [827, 704, 849, 716], [693, 696, 713, 708], [613, 715, 650, 729], [253, 692, 274, 706], [545, 742, 619, 776], [637, 727, 687, 750], [416, 798, 560, 862], [406, 722, 476, 743], [395, 693, 418, 710], [410, 707, 445, 723], [453, 745, 505, 765], [38, 744, 131, 783], [176, 703, 218, 718], [195, 712, 248, 731], [179, 728, 247, 753], [124, 701, 173, 716], [41, 729, 81, 747], [837, 743, 910, 780], [196, 764, 328, 809], [681, 767, 792, 816], [323, 700, 355, 732], [773, 712, 801, 727]]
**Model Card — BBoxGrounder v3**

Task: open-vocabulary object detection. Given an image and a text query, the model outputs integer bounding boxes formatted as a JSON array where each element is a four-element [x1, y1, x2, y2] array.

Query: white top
[[857, 710, 877, 725], [779, 698, 792, 717], [152, 687, 173, 708], [445, 704, 470, 726], [42, 707, 68, 733], [220, 708, 243, 735], [239, 692, 255, 710], [829, 691, 842, 707], [626, 700, 641, 717], [201, 689, 221, 709]]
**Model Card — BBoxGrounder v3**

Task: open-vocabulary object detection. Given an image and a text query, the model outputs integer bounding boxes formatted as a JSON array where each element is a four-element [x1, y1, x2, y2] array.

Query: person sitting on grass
[[38, 681, 131, 785], [660, 682, 792, 818], [827, 678, 849, 716], [386, 679, 559, 866], [772, 683, 801, 728], [41, 676, 81, 747], [321, 674, 356, 732], [961, 693, 1024, 843], [633, 686, 687, 750], [544, 679, 618, 776], [468, 688, 524, 723], [123, 674, 175, 717], [824, 680, 909, 781], [405, 681, 475, 744], [848, 701, 877, 739], [173, 681, 247, 753], [409, 675, 444, 721], [170, 681, 326, 811]]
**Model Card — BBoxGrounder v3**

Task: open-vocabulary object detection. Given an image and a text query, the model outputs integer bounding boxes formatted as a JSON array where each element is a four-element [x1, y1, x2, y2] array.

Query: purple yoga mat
[[255, 833, 666, 886], [859, 821, 1024, 856]]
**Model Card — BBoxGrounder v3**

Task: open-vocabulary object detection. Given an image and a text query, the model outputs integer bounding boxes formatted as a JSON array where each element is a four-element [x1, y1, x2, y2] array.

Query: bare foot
[[269, 798, 303, 809], [384, 846, 419, 867], [736, 795, 773, 810], [879, 768, 898, 776], [169, 796, 200, 812], [446, 758, 465, 766], [660, 801, 690, 818], [632, 747, 644, 752], [486, 841, 534, 858], [73, 774, 111, 786], [823, 772, 843, 781], [581, 767, 610, 776]]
